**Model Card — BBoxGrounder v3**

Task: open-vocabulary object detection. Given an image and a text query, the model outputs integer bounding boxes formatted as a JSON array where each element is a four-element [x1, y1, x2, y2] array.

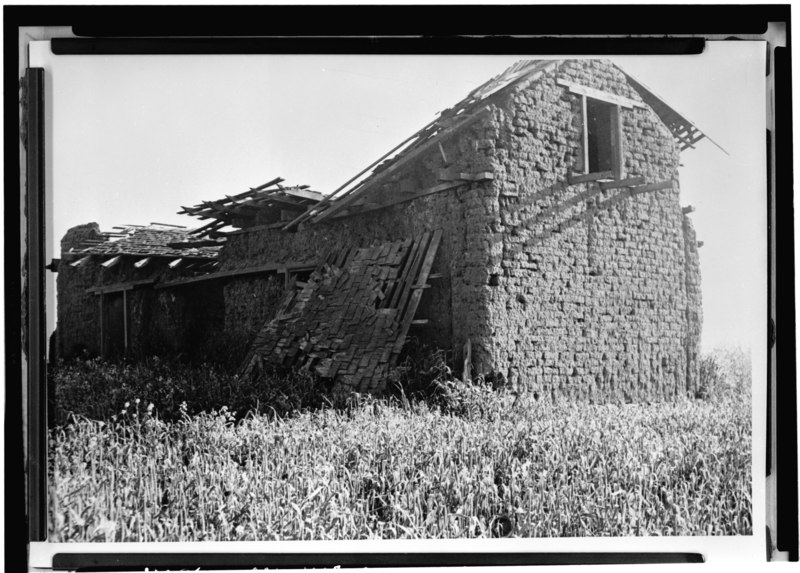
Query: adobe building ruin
[[51, 59, 707, 402]]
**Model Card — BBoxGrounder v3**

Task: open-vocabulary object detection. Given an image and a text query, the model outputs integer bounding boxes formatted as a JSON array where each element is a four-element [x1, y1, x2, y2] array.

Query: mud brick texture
[[241, 232, 441, 393], [477, 60, 701, 401], [54, 224, 223, 361]]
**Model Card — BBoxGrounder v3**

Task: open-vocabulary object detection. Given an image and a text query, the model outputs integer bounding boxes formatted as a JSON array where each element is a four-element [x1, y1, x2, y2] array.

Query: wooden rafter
[[181, 178, 322, 235], [100, 255, 121, 268], [286, 61, 560, 229]]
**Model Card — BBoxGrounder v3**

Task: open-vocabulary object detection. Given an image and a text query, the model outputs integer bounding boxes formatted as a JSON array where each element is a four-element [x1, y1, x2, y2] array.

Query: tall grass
[[48, 360, 752, 541]]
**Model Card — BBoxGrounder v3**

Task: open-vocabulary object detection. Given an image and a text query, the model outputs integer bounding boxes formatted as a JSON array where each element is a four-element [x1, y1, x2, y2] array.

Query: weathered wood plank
[[388, 233, 428, 311], [101, 255, 121, 269], [311, 106, 492, 224], [599, 177, 646, 190], [556, 78, 643, 109], [155, 261, 316, 289], [70, 255, 91, 268], [87, 278, 156, 295], [630, 180, 674, 194], [393, 230, 442, 354], [567, 170, 614, 185], [338, 180, 467, 218]]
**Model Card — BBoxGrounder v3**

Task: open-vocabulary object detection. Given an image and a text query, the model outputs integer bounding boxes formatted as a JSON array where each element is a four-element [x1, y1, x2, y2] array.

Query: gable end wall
[[470, 59, 700, 401]]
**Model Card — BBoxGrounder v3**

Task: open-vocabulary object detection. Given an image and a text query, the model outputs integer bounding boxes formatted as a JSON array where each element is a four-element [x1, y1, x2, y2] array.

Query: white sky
[[31, 41, 767, 353]]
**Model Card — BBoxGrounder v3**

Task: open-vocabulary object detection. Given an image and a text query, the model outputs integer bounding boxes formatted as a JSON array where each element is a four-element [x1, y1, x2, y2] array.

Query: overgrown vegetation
[[696, 346, 752, 401], [48, 348, 752, 541], [49, 356, 331, 426]]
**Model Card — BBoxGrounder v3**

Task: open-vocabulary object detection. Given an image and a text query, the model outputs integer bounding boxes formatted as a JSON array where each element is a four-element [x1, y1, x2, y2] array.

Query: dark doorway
[[103, 292, 126, 358]]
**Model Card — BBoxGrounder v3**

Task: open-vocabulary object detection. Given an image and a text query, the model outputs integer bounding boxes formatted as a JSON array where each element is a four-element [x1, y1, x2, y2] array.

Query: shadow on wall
[[486, 175, 677, 251]]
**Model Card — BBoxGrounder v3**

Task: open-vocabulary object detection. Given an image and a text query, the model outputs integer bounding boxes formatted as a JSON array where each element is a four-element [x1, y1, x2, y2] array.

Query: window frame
[[556, 78, 640, 180], [582, 95, 623, 178]]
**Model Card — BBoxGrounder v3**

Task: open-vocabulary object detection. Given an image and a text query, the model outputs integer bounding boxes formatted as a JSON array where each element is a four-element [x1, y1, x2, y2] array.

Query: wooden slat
[[581, 94, 589, 173], [247, 177, 285, 193], [611, 104, 624, 179], [599, 177, 646, 190], [392, 229, 443, 354], [280, 187, 324, 202], [311, 107, 492, 224], [567, 171, 614, 185], [289, 63, 558, 230], [630, 180, 674, 194], [339, 181, 466, 218], [393, 234, 432, 328], [87, 278, 156, 295], [155, 261, 316, 289], [282, 128, 428, 230], [387, 233, 428, 311], [557, 78, 643, 109]]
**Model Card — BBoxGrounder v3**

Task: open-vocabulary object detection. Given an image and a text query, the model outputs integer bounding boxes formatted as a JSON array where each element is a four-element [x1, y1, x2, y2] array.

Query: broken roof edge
[[288, 57, 727, 229], [69, 223, 223, 259], [288, 60, 559, 228], [179, 179, 325, 237], [615, 64, 729, 156]]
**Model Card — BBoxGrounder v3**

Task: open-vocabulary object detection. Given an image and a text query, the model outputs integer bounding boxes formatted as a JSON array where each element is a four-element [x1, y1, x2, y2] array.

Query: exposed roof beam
[[87, 278, 156, 295], [70, 255, 91, 268], [101, 255, 121, 268], [156, 261, 317, 289], [556, 78, 643, 109], [312, 106, 493, 224]]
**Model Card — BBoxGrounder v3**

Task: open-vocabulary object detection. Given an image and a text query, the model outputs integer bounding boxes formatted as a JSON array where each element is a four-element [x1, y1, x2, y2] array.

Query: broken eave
[[286, 60, 559, 228], [180, 178, 324, 237], [619, 69, 729, 156]]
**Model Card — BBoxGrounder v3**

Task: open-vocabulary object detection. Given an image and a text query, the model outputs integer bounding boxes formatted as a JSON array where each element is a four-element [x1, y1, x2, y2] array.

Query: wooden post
[[99, 293, 104, 357], [123, 289, 128, 353], [612, 104, 624, 179], [581, 95, 589, 174]]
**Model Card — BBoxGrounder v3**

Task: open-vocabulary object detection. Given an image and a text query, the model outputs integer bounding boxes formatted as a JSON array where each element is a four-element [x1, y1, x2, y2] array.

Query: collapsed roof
[[285, 59, 720, 228], [66, 224, 221, 271], [240, 231, 442, 390], [179, 59, 721, 236], [178, 177, 323, 238]]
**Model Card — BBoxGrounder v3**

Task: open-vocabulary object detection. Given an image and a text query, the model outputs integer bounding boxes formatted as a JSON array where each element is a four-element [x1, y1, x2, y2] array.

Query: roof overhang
[[618, 68, 728, 155]]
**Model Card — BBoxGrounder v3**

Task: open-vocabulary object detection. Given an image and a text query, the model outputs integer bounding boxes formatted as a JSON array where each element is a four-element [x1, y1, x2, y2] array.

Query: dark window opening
[[586, 98, 616, 174]]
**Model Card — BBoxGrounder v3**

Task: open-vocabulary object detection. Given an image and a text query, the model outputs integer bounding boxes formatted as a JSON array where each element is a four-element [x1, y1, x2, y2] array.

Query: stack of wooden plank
[[240, 230, 442, 393]]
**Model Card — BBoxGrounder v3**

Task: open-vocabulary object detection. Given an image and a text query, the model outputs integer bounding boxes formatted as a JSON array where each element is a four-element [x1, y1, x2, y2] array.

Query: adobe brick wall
[[467, 59, 701, 400], [55, 223, 105, 358], [55, 225, 224, 361], [223, 275, 286, 346], [682, 214, 702, 391], [219, 116, 499, 354], [223, 59, 702, 401]]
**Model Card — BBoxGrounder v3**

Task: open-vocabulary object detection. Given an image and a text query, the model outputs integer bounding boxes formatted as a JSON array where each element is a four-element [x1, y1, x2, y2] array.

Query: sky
[[30, 41, 767, 353]]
